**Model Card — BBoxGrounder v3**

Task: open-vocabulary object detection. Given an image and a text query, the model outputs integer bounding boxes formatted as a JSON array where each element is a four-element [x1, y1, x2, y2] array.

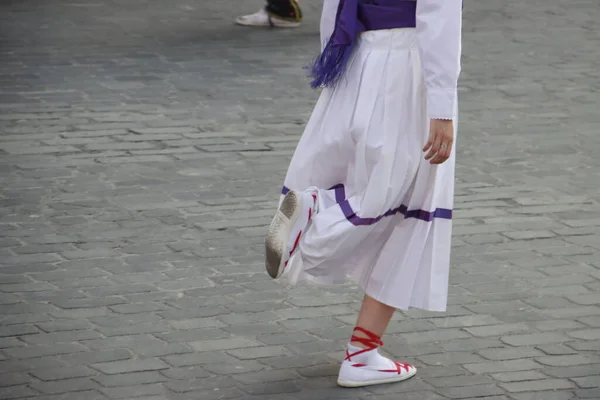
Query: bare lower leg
[[351, 294, 395, 348]]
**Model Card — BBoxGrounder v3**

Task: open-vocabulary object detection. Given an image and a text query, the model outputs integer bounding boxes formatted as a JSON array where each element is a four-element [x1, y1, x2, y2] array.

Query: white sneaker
[[235, 8, 301, 28], [337, 328, 417, 388], [265, 189, 316, 279]]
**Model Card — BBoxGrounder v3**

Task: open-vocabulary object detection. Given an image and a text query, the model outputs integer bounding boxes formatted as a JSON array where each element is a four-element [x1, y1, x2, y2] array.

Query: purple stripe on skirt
[[281, 185, 452, 225]]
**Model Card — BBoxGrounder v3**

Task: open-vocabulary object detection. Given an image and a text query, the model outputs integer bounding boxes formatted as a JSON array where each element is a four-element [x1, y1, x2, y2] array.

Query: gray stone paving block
[[21, 330, 103, 344], [415, 365, 468, 378], [100, 383, 166, 399], [418, 350, 487, 366], [0, 313, 52, 326], [567, 293, 600, 306], [437, 337, 504, 353], [477, 347, 544, 361], [227, 345, 292, 360], [121, 133, 183, 141], [578, 316, 600, 328], [12, 243, 74, 254], [50, 307, 112, 320], [0, 386, 39, 400], [163, 376, 238, 393], [503, 230, 557, 240], [532, 285, 591, 298], [233, 369, 299, 386], [109, 302, 173, 314], [0, 372, 29, 387], [542, 306, 600, 318], [0, 323, 40, 337], [133, 343, 193, 358], [463, 359, 542, 374], [90, 314, 163, 327], [435, 384, 506, 399], [81, 334, 164, 351], [286, 340, 346, 355], [203, 360, 266, 375], [83, 284, 158, 297], [159, 366, 210, 380], [572, 375, 600, 389], [218, 311, 284, 326], [59, 349, 133, 366], [431, 314, 502, 328], [543, 364, 600, 378], [576, 388, 600, 399], [30, 267, 110, 282], [296, 388, 364, 400], [168, 388, 247, 400], [3, 343, 88, 359], [222, 323, 285, 336], [188, 337, 262, 352], [535, 343, 579, 356], [567, 340, 600, 351], [296, 364, 340, 379], [509, 392, 576, 400], [535, 354, 600, 367], [500, 332, 570, 346], [162, 351, 240, 368], [99, 155, 173, 164], [160, 307, 231, 321], [31, 366, 96, 381], [500, 378, 575, 393], [358, 377, 437, 396], [0, 144, 80, 155], [242, 381, 302, 396], [91, 359, 169, 374], [424, 373, 496, 388], [52, 277, 115, 290], [131, 127, 199, 135], [0, 294, 22, 306], [0, 357, 69, 373], [1, 253, 62, 265], [491, 370, 549, 383], [258, 354, 336, 370], [258, 332, 317, 346], [402, 328, 472, 344], [154, 328, 227, 343], [29, 377, 100, 395], [0, 338, 26, 352], [309, 326, 353, 341], [44, 390, 129, 400], [61, 248, 117, 260]]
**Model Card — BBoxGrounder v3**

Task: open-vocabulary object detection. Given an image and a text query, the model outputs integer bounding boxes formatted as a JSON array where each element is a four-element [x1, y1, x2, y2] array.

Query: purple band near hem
[[281, 185, 452, 225]]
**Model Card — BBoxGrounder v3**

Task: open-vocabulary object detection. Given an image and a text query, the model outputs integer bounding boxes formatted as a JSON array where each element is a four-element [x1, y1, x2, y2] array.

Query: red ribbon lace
[[345, 326, 412, 373]]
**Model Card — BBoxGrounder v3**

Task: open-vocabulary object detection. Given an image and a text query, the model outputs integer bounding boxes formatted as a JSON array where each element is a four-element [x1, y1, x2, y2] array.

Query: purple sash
[[310, 0, 417, 88]]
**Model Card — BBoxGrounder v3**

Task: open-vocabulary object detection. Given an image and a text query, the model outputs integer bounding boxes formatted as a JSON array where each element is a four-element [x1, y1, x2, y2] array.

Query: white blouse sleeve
[[320, 0, 340, 51], [415, 0, 463, 120]]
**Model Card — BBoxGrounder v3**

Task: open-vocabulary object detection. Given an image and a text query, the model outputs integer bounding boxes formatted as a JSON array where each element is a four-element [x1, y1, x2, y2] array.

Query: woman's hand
[[423, 119, 454, 164]]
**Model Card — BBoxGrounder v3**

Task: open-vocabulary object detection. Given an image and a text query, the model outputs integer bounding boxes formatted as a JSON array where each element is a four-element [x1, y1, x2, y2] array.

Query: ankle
[[348, 326, 383, 350], [349, 341, 370, 350]]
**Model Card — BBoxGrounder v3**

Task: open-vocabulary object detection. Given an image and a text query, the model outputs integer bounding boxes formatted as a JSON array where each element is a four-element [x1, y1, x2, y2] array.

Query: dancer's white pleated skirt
[[281, 28, 456, 312]]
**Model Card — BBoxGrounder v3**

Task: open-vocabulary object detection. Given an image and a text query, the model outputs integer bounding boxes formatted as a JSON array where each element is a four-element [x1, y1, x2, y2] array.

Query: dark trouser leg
[[265, 0, 302, 22]]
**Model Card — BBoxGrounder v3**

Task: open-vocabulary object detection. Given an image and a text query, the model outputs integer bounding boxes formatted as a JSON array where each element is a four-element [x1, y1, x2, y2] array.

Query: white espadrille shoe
[[265, 189, 316, 279], [235, 8, 301, 28], [337, 327, 417, 388]]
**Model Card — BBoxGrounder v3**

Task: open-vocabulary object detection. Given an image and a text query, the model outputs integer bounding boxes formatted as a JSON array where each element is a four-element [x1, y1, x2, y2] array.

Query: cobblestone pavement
[[1, 0, 599, 399]]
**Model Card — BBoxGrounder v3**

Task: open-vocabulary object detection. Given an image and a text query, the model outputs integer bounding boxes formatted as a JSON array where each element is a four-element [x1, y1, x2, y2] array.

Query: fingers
[[423, 119, 454, 164], [423, 134, 453, 164], [424, 136, 441, 161], [430, 141, 452, 164], [422, 136, 433, 152]]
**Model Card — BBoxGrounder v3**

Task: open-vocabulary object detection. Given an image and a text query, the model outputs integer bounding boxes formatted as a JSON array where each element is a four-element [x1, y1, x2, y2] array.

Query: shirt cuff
[[426, 88, 457, 120]]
